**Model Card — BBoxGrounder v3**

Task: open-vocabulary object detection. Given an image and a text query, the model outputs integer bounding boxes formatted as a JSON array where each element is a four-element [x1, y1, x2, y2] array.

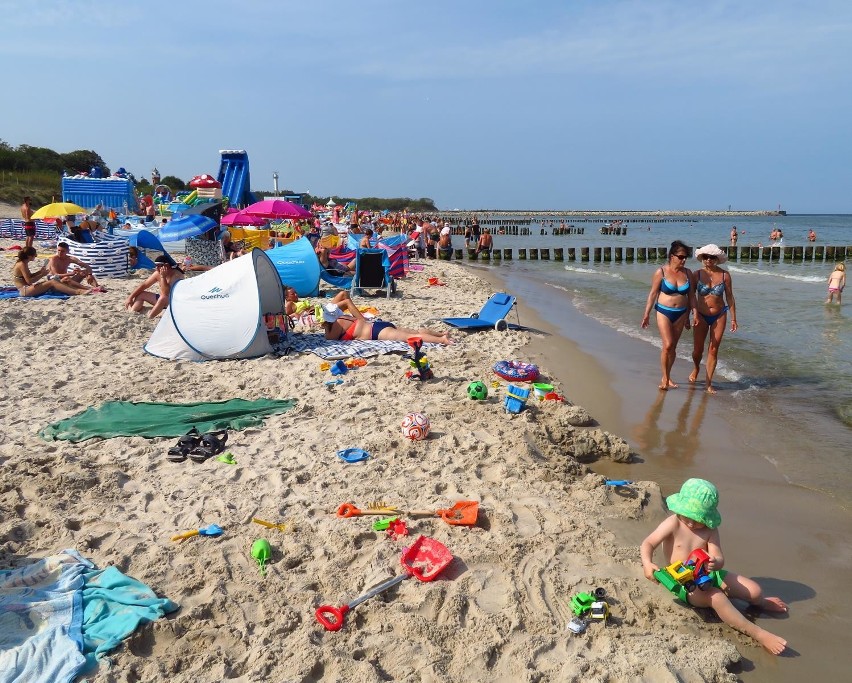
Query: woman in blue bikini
[[642, 240, 694, 390], [689, 244, 738, 394]]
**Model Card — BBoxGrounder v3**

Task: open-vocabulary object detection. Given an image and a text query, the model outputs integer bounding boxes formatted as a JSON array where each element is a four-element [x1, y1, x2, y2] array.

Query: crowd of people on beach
[[12, 196, 851, 662]]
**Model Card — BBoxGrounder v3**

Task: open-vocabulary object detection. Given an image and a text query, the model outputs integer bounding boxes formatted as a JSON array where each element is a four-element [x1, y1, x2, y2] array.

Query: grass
[[0, 170, 62, 207]]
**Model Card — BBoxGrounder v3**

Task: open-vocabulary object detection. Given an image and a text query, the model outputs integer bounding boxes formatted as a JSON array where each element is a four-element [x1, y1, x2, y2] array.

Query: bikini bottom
[[699, 306, 729, 327], [654, 303, 688, 324], [371, 321, 396, 340]]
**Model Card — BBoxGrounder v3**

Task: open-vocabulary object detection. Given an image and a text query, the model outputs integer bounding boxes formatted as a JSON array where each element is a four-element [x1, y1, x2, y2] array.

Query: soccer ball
[[401, 412, 430, 441], [467, 381, 488, 400]]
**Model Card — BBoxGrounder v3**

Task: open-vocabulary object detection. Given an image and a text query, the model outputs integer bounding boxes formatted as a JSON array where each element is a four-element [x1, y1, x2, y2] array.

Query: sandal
[[189, 431, 228, 463], [167, 445, 190, 463], [167, 427, 202, 462]]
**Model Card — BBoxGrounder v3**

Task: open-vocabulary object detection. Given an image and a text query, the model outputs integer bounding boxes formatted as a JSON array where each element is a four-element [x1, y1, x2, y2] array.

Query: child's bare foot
[[688, 370, 699, 383], [755, 628, 787, 655], [667, 380, 679, 389], [761, 596, 788, 612], [706, 385, 717, 394]]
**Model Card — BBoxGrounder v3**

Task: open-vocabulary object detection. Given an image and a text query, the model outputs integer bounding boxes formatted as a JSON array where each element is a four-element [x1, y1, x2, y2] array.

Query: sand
[[1, 240, 754, 682]]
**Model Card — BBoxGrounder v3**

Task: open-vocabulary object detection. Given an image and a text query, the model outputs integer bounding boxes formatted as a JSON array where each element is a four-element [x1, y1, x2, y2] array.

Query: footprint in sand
[[509, 503, 541, 538], [470, 568, 511, 614]]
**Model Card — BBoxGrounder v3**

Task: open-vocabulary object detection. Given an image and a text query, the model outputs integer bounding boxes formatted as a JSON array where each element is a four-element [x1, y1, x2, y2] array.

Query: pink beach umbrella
[[221, 209, 266, 226], [243, 199, 313, 220]]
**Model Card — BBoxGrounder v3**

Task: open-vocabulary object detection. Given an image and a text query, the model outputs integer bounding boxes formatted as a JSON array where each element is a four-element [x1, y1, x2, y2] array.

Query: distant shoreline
[[437, 209, 786, 217]]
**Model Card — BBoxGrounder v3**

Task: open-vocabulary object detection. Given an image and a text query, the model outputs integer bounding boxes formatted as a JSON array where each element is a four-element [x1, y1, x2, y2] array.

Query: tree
[[18, 145, 64, 173], [61, 150, 109, 176], [160, 175, 187, 191]]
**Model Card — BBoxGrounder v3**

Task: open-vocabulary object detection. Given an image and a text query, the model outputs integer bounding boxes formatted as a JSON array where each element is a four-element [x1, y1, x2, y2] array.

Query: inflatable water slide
[[217, 150, 257, 209]]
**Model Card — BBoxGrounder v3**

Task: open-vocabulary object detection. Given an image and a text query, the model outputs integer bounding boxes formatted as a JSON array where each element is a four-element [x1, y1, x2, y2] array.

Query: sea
[[446, 213, 852, 679], [451, 213, 851, 507]]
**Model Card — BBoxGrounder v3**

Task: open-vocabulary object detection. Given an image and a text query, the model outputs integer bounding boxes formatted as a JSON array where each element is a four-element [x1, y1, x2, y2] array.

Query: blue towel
[[80, 565, 179, 668], [0, 550, 179, 682], [0, 550, 92, 683], [0, 289, 70, 300]]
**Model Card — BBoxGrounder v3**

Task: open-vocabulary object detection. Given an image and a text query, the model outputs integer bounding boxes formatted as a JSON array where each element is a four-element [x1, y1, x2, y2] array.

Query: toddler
[[825, 262, 845, 305], [640, 478, 788, 654]]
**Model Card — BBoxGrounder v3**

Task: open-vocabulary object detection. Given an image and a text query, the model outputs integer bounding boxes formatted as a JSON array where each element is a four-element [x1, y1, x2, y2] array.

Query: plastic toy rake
[[315, 535, 452, 631]]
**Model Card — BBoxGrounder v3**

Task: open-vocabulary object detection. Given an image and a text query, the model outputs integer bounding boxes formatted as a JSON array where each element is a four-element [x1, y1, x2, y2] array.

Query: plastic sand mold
[[337, 448, 370, 463]]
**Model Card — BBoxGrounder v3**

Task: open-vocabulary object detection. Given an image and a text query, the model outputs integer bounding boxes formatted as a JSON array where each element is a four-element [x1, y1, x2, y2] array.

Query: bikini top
[[696, 271, 726, 297], [658, 268, 690, 295]]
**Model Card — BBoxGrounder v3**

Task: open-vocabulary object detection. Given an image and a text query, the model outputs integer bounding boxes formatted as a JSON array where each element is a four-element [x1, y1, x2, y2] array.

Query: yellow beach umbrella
[[30, 202, 87, 220]]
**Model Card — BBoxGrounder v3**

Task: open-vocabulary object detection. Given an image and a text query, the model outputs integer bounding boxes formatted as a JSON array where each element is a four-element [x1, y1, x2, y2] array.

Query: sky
[[2, 0, 852, 212]]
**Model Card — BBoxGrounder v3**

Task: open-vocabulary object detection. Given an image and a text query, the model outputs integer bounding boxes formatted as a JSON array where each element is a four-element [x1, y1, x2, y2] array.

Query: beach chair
[[350, 248, 394, 298], [440, 292, 521, 331]]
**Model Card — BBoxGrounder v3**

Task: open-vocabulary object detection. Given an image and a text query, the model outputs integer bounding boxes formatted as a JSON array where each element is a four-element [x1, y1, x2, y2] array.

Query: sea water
[[451, 214, 852, 505]]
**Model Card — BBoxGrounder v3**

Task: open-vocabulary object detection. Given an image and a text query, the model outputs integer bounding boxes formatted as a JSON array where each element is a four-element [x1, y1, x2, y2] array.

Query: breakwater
[[440, 244, 852, 264]]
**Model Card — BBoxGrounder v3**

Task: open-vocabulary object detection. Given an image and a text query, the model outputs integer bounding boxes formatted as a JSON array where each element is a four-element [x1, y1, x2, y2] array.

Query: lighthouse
[[151, 167, 161, 185]]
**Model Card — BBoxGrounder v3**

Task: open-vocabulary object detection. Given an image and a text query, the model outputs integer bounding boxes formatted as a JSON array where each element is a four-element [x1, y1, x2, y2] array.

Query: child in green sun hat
[[640, 478, 789, 655]]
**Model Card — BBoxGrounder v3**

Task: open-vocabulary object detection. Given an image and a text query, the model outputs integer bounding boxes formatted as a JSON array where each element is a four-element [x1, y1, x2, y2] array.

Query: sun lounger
[[440, 292, 521, 331]]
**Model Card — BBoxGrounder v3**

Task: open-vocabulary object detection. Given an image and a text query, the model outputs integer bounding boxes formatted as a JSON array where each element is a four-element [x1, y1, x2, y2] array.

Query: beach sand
[[2, 241, 769, 682]]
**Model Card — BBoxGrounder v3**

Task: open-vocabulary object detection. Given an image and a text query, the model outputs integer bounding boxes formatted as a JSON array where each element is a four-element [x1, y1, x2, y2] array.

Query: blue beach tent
[[266, 237, 321, 297], [128, 230, 171, 270], [158, 215, 218, 242]]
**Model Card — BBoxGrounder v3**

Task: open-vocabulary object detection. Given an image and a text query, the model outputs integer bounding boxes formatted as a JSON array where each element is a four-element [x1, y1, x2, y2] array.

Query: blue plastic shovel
[[171, 523, 224, 542]]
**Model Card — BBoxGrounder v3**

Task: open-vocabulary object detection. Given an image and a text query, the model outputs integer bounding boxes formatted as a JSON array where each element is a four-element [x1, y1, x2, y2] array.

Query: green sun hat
[[665, 478, 721, 529]]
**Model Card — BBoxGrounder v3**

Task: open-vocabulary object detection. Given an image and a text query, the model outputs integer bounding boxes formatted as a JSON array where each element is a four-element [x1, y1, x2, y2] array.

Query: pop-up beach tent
[[266, 237, 320, 297], [144, 249, 285, 361]]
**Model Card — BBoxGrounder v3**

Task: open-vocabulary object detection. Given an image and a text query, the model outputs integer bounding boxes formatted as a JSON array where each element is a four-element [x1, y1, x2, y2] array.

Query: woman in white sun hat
[[690, 244, 738, 394]]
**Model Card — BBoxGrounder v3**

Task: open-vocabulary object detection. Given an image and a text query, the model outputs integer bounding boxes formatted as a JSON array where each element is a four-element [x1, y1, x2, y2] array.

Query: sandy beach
[[2, 234, 792, 682]]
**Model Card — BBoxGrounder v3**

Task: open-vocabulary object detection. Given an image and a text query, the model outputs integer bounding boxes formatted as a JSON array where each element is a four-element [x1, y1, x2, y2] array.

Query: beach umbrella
[[221, 210, 266, 227], [158, 214, 218, 242], [31, 201, 87, 220], [243, 199, 312, 220]]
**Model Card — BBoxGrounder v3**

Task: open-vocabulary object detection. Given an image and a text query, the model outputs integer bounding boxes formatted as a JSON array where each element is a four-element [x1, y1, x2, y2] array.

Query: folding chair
[[350, 248, 394, 298]]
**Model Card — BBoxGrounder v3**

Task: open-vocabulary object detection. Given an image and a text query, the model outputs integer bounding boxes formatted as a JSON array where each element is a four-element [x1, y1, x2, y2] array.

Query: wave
[[727, 265, 825, 283], [563, 266, 624, 279], [567, 294, 745, 383]]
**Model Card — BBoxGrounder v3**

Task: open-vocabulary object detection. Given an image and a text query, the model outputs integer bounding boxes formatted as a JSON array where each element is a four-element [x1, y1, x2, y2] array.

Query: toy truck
[[654, 548, 713, 594]]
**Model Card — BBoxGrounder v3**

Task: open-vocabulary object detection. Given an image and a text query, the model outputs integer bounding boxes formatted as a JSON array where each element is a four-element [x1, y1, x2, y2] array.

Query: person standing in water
[[690, 244, 737, 394], [641, 240, 694, 390], [825, 262, 846, 305]]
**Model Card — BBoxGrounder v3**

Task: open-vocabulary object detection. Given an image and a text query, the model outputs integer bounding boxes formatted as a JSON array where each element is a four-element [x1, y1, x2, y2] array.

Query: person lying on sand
[[640, 478, 788, 655], [49, 242, 103, 291], [125, 255, 184, 319], [321, 292, 452, 345]]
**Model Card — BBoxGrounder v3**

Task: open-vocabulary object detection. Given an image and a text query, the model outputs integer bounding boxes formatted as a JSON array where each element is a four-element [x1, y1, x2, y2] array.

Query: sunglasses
[[673, 254, 688, 260], [701, 255, 718, 260]]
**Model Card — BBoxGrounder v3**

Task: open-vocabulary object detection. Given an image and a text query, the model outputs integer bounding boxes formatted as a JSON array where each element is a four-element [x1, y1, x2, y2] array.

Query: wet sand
[[473, 264, 852, 682]]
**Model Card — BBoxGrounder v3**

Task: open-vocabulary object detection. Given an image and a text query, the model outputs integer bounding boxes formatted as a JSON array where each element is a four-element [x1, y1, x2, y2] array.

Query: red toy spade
[[315, 535, 452, 631]]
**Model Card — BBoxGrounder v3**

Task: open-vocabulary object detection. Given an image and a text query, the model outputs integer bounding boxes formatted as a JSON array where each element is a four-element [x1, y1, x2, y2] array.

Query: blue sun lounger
[[441, 292, 521, 331]]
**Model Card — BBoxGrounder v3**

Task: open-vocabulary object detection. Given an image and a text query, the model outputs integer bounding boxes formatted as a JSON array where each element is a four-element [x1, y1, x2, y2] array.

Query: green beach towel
[[40, 398, 297, 442]]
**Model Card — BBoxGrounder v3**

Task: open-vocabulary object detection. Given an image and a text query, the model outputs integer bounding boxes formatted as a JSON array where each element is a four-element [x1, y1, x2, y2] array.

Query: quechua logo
[[201, 286, 229, 300]]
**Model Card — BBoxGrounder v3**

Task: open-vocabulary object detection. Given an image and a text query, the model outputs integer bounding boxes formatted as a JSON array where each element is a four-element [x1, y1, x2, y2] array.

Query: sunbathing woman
[[12, 247, 90, 297], [321, 292, 452, 344]]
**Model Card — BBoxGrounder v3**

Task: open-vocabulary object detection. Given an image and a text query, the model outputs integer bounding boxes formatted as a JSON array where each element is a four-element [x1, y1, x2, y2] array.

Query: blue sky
[[3, 0, 851, 212]]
